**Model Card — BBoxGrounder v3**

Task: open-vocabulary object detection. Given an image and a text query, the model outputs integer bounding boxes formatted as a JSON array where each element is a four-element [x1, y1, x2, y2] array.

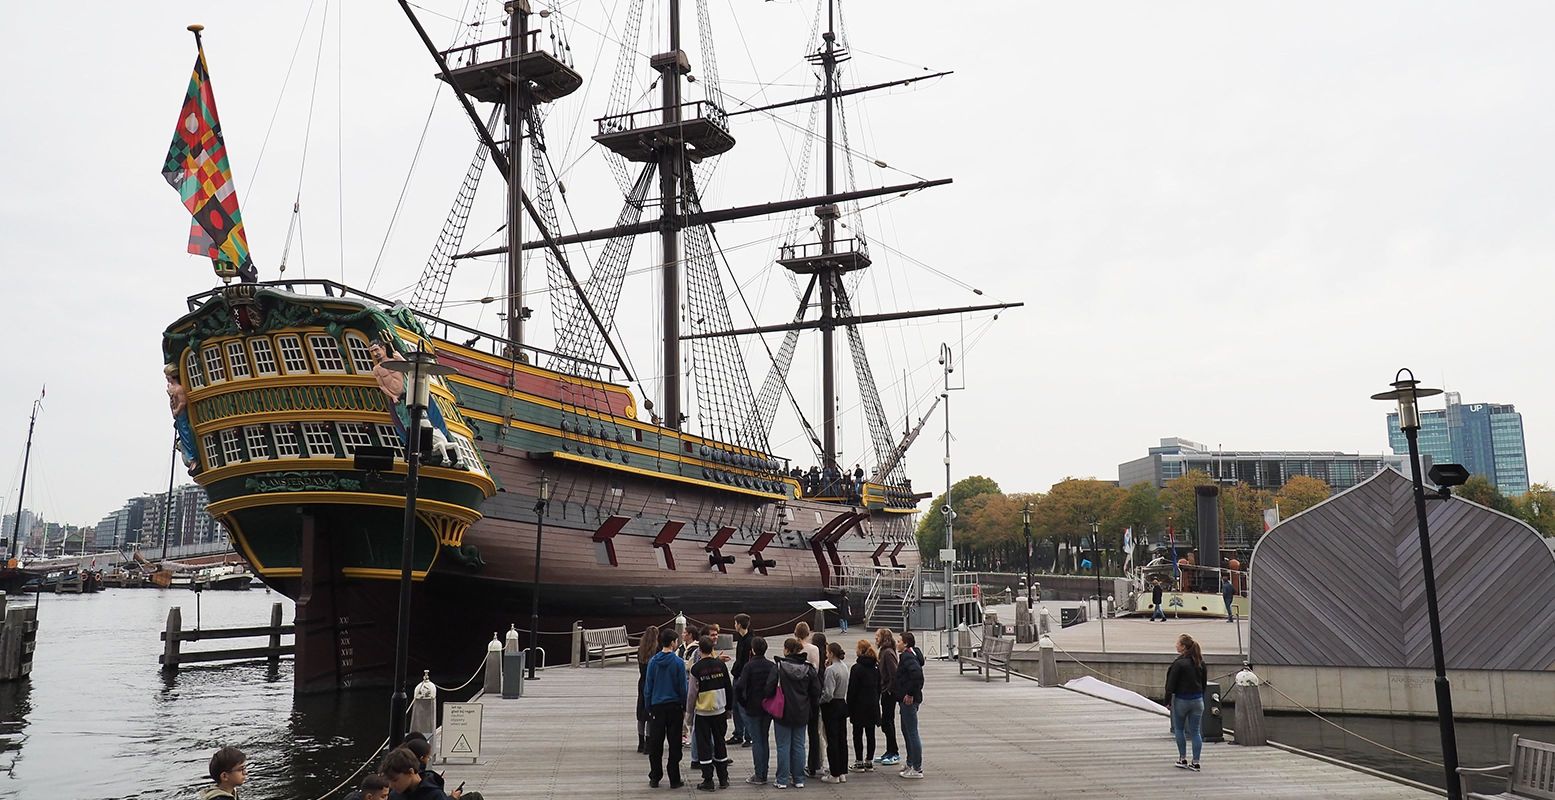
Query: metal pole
[[1404, 424, 1462, 799], [528, 473, 548, 680], [941, 346, 953, 646], [389, 368, 427, 749], [1023, 515, 1032, 609]]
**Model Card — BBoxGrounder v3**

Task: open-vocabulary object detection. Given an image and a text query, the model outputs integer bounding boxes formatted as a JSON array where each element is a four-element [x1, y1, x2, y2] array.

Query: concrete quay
[[438, 634, 1436, 799]]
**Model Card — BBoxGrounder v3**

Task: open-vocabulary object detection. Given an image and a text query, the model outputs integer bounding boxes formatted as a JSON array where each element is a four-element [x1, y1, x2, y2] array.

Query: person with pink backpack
[[766, 637, 821, 789]]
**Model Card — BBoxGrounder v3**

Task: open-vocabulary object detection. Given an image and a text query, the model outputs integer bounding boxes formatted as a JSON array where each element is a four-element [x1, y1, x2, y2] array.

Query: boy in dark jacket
[[644, 628, 690, 788], [688, 636, 734, 791], [732, 637, 776, 784], [847, 642, 882, 770], [893, 632, 926, 779], [728, 614, 754, 746]]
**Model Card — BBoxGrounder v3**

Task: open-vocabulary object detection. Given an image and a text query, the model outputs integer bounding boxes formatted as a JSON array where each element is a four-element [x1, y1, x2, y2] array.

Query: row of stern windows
[[201, 420, 480, 472], [184, 332, 381, 389]]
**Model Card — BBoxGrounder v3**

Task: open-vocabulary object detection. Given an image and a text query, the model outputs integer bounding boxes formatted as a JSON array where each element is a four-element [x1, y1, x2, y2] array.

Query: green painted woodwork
[[193, 384, 389, 425]]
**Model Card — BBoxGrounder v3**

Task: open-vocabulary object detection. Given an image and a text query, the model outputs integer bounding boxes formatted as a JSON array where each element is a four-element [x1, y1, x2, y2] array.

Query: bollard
[[570, 621, 584, 667], [1038, 635, 1058, 686], [502, 648, 526, 698], [505, 624, 520, 654], [1202, 680, 1224, 743], [410, 670, 438, 745], [161, 607, 182, 672], [483, 633, 503, 695], [1038, 606, 1052, 637], [1232, 668, 1268, 745], [267, 602, 283, 670]]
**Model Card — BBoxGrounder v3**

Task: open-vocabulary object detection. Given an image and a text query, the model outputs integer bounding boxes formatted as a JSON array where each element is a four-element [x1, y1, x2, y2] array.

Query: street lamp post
[[1090, 519, 1105, 652], [1372, 368, 1461, 800], [1022, 503, 1033, 609], [527, 472, 550, 680], [383, 350, 456, 748]]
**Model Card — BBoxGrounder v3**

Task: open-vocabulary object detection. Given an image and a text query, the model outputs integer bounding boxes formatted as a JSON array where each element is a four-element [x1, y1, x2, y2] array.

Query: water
[[0, 589, 379, 800], [1264, 712, 1555, 790]]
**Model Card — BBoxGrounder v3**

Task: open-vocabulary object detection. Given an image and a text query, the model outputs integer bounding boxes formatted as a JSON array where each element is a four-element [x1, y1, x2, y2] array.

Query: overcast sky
[[2, 1, 1551, 526]]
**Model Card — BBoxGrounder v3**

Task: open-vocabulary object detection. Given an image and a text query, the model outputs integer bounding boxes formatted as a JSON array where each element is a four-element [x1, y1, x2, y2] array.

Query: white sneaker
[[819, 775, 839, 784], [839, 774, 847, 783], [901, 768, 924, 779]]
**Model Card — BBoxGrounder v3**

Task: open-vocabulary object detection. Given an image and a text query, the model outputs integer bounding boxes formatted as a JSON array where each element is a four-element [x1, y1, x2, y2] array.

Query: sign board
[[439, 702, 483, 763], [807, 600, 837, 611], [938, 549, 956, 562], [921, 630, 944, 658]]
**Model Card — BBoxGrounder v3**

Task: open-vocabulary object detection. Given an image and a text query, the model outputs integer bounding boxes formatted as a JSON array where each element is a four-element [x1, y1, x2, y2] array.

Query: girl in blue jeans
[[1163, 633, 1207, 770]]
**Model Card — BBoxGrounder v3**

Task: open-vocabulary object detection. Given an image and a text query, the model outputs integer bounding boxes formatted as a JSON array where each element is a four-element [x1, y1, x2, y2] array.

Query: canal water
[[0, 589, 379, 800]]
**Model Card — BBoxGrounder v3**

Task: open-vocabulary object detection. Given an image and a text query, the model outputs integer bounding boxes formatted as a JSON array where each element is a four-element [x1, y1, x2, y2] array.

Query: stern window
[[185, 352, 205, 389], [308, 334, 347, 373], [276, 335, 309, 374], [202, 435, 223, 469], [271, 424, 301, 458], [376, 424, 405, 459], [226, 341, 251, 379], [250, 338, 278, 375], [244, 426, 271, 460], [344, 333, 376, 373], [301, 423, 338, 457], [203, 346, 227, 383], [220, 428, 244, 464], [338, 422, 374, 454]]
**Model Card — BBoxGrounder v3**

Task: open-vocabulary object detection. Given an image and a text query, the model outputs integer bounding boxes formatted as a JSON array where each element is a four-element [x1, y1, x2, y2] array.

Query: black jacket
[[847, 655, 881, 723], [1164, 655, 1207, 703], [1151, 584, 1164, 605], [878, 644, 898, 696], [768, 653, 821, 727], [893, 648, 924, 704], [733, 630, 754, 679], [735, 654, 777, 718]]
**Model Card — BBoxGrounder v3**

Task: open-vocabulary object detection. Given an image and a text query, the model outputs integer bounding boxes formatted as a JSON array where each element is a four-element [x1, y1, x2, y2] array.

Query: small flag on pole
[[1122, 527, 1134, 570], [162, 26, 255, 283], [1262, 507, 1280, 533]]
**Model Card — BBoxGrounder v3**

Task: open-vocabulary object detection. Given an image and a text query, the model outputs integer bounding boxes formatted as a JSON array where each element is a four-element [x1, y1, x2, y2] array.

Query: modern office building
[[1119, 437, 1407, 493], [1386, 392, 1529, 496]]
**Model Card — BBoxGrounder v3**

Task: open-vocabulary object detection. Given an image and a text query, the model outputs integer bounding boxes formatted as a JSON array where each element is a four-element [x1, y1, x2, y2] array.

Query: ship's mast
[[505, 2, 531, 347], [818, 0, 839, 470], [657, 0, 687, 429], [7, 391, 41, 562]]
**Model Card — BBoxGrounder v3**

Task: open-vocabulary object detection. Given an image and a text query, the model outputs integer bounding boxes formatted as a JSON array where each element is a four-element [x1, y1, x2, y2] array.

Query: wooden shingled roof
[[1249, 467, 1555, 671]]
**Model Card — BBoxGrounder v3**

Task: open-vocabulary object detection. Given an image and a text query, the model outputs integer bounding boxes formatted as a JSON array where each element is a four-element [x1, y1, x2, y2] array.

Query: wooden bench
[[581, 625, 634, 668], [1460, 735, 1555, 800], [956, 633, 1014, 683]]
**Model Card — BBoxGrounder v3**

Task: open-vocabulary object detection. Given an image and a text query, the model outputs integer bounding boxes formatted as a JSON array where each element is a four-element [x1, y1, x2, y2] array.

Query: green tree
[[1029, 477, 1125, 573], [1457, 475, 1517, 515], [1514, 483, 1555, 537], [1275, 475, 1331, 518], [916, 475, 1002, 559], [1221, 481, 1274, 545], [1160, 470, 1213, 536]]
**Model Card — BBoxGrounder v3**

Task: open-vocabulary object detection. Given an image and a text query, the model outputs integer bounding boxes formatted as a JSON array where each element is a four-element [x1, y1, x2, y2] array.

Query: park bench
[[581, 625, 634, 668], [1459, 735, 1555, 800], [956, 629, 1014, 683]]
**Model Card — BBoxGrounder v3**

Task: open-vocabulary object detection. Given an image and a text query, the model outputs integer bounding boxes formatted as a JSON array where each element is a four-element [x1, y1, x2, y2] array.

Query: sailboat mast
[[658, 0, 687, 429], [818, 0, 840, 470], [505, 2, 531, 347], [8, 394, 40, 562]]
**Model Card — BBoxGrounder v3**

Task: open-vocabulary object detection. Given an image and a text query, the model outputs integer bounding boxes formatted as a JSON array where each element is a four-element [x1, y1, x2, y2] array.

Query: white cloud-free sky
[[2, 1, 1550, 526]]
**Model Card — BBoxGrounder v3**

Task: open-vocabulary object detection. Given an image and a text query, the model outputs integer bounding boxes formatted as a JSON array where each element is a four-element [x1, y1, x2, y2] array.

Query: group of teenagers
[[637, 615, 927, 791], [198, 733, 484, 800]]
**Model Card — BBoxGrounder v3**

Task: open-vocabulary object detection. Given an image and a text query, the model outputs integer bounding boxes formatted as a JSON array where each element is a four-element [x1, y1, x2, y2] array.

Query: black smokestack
[[1195, 484, 1220, 592]]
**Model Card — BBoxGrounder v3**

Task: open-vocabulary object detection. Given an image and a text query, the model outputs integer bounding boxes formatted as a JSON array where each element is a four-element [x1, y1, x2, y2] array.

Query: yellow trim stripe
[[194, 458, 497, 499], [207, 490, 482, 523], [547, 451, 787, 500]]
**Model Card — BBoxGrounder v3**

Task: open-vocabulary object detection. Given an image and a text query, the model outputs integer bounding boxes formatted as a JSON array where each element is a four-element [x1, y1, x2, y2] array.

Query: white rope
[[1259, 680, 1445, 768], [307, 737, 388, 800], [432, 657, 488, 694]]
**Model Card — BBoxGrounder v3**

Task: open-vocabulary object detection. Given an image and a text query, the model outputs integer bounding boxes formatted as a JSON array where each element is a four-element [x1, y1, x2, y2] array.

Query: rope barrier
[[1259, 680, 1446, 768], [432, 656, 488, 694], [308, 737, 388, 800], [1043, 640, 1162, 690]]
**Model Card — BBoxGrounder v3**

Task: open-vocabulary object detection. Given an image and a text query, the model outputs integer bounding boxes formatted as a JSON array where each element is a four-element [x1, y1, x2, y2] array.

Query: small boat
[[190, 564, 252, 591], [1122, 561, 1248, 620]]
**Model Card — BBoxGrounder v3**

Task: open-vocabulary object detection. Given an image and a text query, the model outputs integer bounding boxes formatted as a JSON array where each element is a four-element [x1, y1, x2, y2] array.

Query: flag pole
[[188, 23, 204, 47]]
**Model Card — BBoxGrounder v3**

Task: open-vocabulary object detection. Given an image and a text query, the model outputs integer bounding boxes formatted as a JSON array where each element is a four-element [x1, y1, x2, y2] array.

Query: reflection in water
[[1263, 712, 1555, 790], [3, 590, 381, 800]]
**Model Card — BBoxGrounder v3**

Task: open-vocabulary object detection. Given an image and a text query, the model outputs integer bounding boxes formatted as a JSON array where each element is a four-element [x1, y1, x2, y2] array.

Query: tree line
[[915, 471, 1555, 574]]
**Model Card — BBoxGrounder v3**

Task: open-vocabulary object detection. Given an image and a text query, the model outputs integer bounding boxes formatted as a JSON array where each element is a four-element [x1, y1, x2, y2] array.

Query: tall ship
[[159, 0, 1016, 691]]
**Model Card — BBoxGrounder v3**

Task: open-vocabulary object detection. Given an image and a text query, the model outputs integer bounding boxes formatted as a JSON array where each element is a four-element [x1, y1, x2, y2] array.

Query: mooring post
[[570, 621, 583, 668], [1233, 667, 1268, 745], [483, 633, 503, 694], [162, 607, 182, 672], [410, 670, 438, 747], [1038, 634, 1058, 687], [267, 602, 283, 669], [1038, 606, 1051, 637]]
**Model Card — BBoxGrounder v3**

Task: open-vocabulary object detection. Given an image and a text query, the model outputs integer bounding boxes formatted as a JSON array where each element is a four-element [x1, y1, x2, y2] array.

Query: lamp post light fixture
[[1090, 519, 1105, 652], [527, 472, 551, 680], [1372, 368, 1461, 800], [382, 349, 457, 748], [1022, 503, 1033, 609]]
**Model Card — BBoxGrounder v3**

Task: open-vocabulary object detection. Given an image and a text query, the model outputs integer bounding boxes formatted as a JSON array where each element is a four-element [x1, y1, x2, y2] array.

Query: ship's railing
[[181, 279, 618, 380], [596, 100, 729, 137], [778, 237, 871, 262], [439, 31, 544, 66]]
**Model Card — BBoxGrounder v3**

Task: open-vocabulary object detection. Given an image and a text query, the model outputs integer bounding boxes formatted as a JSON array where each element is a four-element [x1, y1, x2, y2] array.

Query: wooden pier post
[[1038, 635, 1058, 687], [162, 607, 182, 672], [569, 621, 583, 668], [410, 670, 438, 745], [1232, 668, 1267, 745], [267, 602, 283, 669]]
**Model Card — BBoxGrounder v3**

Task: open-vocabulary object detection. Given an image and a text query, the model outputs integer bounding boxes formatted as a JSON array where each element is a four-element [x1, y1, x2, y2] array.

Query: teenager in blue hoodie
[[643, 628, 690, 788]]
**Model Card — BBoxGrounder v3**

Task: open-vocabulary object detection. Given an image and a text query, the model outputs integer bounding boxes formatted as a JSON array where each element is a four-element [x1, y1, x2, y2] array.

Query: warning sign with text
[[440, 702, 483, 762]]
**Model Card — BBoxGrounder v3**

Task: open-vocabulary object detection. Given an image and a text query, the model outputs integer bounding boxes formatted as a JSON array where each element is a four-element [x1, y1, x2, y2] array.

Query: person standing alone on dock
[[199, 747, 246, 800], [645, 628, 690, 789], [894, 632, 925, 780], [1220, 573, 1236, 623], [688, 636, 734, 791], [733, 636, 776, 784], [1165, 633, 1208, 772], [874, 628, 901, 767], [1151, 579, 1167, 622]]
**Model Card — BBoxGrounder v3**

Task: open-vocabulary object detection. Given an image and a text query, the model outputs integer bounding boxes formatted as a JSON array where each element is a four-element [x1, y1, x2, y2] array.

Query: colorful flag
[[162, 38, 255, 282], [1122, 527, 1134, 570]]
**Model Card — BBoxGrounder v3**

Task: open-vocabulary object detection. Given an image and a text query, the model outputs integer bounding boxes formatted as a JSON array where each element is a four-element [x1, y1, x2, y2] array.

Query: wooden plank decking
[[439, 644, 1437, 799]]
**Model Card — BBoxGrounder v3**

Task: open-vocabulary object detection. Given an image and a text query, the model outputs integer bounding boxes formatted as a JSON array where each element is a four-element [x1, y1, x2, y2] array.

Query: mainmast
[[656, 0, 688, 429], [7, 391, 41, 562], [505, 2, 531, 347], [817, 0, 842, 470]]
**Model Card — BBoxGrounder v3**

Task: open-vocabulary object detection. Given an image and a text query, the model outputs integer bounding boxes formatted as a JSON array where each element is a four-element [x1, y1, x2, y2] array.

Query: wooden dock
[[438, 636, 1437, 799]]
